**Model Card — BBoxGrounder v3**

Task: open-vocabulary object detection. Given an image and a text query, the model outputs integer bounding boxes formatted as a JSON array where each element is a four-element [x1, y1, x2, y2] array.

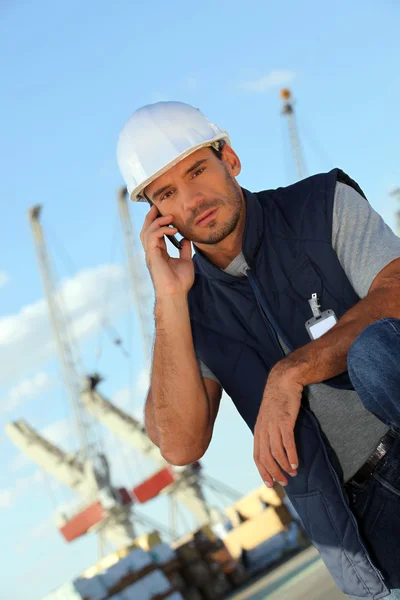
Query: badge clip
[[308, 293, 321, 319]]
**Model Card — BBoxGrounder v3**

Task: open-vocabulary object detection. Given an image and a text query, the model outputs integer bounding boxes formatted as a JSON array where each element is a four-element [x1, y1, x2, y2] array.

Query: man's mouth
[[195, 208, 218, 226]]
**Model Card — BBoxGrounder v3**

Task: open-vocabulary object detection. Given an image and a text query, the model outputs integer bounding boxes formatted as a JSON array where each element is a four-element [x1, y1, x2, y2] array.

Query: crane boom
[[6, 419, 92, 497], [5, 419, 135, 547]]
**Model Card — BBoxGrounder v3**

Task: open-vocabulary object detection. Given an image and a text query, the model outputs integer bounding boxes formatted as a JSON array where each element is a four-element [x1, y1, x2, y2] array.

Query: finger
[[141, 210, 173, 240], [147, 222, 177, 236], [256, 443, 287, 488], [142, 205, 159, 229], [259, 427, 288, 485], [179, 239, 192, 260], [270, 428, 296, 476], [147, 214, 174, 232], [281, 427, 299, 473], [255, 455, 274, 488], [147, 226, 178, 249], [254, 436, 274, 488], [258, 446, 287, 487], [262, 451, 288, 486], [141, 206, 158, 244]]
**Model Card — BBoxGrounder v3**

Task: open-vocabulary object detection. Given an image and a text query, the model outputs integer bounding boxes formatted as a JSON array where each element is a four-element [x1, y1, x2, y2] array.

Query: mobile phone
[[147, 198, 182, 250]]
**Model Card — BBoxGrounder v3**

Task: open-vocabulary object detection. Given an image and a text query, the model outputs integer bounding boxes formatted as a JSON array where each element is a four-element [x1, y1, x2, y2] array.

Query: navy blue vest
[[188, 169, 389, 599]]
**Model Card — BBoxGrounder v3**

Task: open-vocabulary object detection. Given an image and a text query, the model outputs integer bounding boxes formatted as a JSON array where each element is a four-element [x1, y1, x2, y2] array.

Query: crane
[[5, 419, 178, 546], [11, 205, 137, 549], [5, 419, 135, 547], [28, 205, 98, 460], [280, 88, 307, 181]]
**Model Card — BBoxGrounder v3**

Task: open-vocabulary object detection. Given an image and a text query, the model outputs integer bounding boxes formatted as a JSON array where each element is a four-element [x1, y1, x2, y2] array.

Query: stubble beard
[[179, 175, 243, 245]]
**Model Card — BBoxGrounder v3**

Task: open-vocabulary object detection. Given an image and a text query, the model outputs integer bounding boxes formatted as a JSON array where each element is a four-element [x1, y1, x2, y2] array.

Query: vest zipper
[[303, 406, 387, 588], [247, 270, 293, 355]]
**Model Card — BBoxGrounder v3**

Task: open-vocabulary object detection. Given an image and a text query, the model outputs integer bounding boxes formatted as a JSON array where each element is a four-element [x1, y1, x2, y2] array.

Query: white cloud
[[239, 69, 295, 93], [187, 77, 197, 90], [1, 371, 52, 414], [0, 271, 9, 288], [0, 264, 129, 387]]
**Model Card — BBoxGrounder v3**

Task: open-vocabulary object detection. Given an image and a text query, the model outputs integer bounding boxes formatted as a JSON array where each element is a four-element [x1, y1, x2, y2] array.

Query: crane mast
[[28, 205, 97, 459], [25, 205, 137, 549], [280, 88, 307, 181], [117, 187, 153, 365]]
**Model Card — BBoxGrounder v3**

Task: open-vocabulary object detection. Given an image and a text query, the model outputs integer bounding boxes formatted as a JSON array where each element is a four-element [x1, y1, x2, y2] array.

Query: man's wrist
[[154, 294, 189, 329], [271, 355, 309, 387]]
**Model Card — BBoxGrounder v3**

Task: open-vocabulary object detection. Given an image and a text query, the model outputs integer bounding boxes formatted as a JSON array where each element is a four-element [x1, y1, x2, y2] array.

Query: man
[[117, 101, 400, 599]]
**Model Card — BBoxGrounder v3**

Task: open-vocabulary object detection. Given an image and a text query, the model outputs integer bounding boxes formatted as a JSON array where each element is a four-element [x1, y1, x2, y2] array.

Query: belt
[[347, 429, 398, 487]]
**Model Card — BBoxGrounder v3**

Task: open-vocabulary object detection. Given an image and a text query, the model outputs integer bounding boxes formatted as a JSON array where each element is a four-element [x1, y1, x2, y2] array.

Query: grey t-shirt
[[198, 182, 400, 482]]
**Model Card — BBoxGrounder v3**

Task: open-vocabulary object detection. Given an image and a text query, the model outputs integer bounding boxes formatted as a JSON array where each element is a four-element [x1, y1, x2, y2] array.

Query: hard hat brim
[[130, 132, 231, 202]]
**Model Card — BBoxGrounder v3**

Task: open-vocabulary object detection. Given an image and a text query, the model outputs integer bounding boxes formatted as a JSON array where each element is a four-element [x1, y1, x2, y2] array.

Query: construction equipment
[[6, 418, 135, 547], [5, 205, 137, 549], [280, 88, 307, 181]]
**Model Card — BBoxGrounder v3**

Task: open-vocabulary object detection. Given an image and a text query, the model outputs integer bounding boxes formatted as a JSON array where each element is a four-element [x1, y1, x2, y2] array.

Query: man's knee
[[348, 318, 396, 380]]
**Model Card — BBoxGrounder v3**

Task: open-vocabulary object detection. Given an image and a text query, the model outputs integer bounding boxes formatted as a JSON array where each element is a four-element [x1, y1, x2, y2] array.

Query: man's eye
[[160, 190, 174, 201], [192, 167, 205, 179]]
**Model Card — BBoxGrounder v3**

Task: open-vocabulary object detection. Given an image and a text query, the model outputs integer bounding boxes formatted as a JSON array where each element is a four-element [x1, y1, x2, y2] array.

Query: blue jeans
[[347, 318, 400, 595]]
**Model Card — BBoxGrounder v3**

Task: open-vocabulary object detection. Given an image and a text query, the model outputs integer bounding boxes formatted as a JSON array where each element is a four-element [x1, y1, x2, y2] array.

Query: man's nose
[[182, 188, 207, 213]]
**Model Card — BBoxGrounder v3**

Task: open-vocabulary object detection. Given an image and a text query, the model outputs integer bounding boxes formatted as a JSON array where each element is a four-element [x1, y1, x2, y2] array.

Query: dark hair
[[211, 140, 225, 160]]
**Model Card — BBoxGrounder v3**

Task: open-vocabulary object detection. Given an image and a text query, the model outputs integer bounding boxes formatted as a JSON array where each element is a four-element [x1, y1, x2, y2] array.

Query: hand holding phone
[[140, 205, 194, 299], [147, 199, 182, 250]]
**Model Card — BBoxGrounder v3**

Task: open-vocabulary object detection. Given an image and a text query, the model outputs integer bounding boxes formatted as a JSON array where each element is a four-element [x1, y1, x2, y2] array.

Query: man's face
[[144, 145, 243, 245]]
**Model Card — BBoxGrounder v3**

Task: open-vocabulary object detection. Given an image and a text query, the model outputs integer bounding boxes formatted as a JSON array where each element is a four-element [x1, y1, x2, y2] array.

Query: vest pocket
[[284, 256, 323, 301], [289, 490, 341, 552]]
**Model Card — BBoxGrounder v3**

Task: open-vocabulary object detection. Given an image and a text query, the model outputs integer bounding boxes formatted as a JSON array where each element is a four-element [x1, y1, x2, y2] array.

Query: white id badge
[[305, 309, 338, 340]]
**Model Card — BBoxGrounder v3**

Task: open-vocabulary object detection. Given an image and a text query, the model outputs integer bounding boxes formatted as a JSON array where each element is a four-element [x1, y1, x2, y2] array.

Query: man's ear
[[221, 144, 241, 177]]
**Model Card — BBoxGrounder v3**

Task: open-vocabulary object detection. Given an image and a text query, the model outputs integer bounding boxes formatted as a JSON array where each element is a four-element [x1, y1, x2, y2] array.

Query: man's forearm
[[150, 295, 212, 463], [277, 276, 400, 387], [144, 393, 160, 447]]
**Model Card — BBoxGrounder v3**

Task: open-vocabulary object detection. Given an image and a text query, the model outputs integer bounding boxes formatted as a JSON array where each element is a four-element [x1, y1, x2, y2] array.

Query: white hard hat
[[117, 101, 231, 202]]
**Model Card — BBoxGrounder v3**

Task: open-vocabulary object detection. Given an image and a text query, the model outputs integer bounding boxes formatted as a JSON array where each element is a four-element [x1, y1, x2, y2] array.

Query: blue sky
[[1, 0, 399, 598]]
